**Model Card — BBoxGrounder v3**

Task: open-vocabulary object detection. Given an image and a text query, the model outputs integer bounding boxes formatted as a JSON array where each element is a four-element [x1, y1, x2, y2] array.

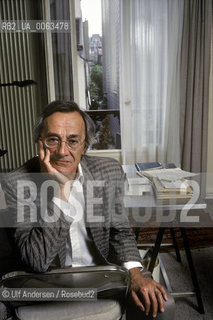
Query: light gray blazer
[[2, 155, 141, 272]]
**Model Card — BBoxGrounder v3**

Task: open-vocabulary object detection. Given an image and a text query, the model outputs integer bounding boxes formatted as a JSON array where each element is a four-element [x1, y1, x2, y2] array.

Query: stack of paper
[[139, 168, 196, 204], [151, 177, 192, 204], [140, 167, 197, 181]]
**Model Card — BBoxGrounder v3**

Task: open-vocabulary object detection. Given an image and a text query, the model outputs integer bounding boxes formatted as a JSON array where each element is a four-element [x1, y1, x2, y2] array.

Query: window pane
[[50, 0, 74, 100], [81, 0, 121, 150]]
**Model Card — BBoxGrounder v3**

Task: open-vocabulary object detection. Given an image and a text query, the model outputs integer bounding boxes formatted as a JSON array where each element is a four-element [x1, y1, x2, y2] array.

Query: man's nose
[[57, 141, 69, 156]]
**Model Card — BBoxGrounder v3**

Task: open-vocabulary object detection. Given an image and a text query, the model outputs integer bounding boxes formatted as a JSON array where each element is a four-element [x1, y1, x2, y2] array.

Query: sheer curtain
[[120, 0, 184, 165]]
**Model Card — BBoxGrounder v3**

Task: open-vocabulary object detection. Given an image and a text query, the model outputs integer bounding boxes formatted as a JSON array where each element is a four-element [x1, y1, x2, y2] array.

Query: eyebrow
[[45, 133, 81, 139]]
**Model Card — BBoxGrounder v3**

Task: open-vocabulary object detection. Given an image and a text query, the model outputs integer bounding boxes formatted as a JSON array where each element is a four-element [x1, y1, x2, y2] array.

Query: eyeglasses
[[43, 136, 85, 151]]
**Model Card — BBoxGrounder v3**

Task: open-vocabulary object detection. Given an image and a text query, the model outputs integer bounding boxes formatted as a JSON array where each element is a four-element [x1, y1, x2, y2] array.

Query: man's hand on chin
[[129, 267, 168, 318], [38, 139, 73, 201]]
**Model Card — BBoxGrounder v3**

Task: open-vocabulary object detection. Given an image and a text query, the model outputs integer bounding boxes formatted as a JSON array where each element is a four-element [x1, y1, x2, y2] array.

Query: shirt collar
[[76, 163, 84, 184]]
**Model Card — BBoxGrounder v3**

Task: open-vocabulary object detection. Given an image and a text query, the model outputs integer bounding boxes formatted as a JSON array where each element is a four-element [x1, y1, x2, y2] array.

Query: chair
[[14, 299, 124, 320], [1, 266, 129, 320], [0, 208, 128, 320], [0, 209, 175, 320]]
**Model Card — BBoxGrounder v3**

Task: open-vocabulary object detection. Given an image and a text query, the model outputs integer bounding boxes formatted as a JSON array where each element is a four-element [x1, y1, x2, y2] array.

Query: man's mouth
[[54, 160, 71, 166]]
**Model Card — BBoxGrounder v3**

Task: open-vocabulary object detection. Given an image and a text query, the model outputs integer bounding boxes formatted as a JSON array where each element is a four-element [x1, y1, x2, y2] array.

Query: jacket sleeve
[[1, 175, 72, 273]]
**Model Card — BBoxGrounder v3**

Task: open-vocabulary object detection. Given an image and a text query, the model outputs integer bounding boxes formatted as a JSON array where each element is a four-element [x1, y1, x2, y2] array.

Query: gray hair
[[33, 100, 95, 151]]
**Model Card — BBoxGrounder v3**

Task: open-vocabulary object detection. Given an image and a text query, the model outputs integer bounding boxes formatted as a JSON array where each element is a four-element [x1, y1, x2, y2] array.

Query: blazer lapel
[[81, 157, 108, 262], [81, 156, 105, 227]]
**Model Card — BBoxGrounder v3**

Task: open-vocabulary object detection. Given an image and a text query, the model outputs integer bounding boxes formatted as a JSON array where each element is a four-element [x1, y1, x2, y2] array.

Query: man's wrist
[[129, 266, 144, 275]]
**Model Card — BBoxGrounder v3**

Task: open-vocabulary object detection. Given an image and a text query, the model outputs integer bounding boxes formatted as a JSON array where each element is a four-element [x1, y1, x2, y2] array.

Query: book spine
[[135, 163, 140, 171]]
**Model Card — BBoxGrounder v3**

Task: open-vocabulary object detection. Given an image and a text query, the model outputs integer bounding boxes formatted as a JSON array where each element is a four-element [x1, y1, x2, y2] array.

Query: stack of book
[[151, 177, 193, 204]]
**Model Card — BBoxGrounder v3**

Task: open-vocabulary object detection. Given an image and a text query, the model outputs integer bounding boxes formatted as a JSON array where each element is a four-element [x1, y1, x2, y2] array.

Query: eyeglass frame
[[41, 136, 85, 151]]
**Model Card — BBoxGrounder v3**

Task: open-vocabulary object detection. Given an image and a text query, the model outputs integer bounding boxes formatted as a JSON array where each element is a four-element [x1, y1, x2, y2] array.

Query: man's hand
[[38, 139, 72, 201], [129, 267, 168, 318]]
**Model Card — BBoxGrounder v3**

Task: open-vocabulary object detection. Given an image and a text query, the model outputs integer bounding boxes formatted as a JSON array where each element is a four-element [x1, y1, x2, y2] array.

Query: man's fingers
[[130, 271, 168, 318], [157, 283, 168, 301], [142, 286, 164, 317], [38, 139, 50, 164], [38, 140, 53, 172], [38, 139, 45, 161], [43, 148, 51, 165], [139, 289, 151, 316], [149, 290, 158, 318], [38, 139, 51, 166], [131, 291, 145, 312], [155, 288, 165, 313]]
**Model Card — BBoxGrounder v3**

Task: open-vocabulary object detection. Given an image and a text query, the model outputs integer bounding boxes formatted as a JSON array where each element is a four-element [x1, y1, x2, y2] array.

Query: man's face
[[41, 111, 85, 176]]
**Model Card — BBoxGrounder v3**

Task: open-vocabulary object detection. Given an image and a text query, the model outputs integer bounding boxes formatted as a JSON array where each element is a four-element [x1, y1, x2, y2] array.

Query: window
[[80, 0, 121, 150]]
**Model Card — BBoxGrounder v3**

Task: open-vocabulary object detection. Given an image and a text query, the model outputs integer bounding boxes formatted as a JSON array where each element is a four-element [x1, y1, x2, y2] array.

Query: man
[[2, 101, 171, 319]]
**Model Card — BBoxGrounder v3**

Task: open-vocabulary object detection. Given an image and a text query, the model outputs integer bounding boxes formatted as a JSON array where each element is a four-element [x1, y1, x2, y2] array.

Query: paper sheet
[[141, 168, 197, 182], [160, 180, 187, 189], [127, 177, 150, 185], [126, 184, 151, 196]]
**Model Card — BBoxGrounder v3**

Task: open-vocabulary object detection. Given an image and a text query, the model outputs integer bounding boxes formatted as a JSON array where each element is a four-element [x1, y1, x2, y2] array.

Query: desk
[[123, 165, 207, 314]]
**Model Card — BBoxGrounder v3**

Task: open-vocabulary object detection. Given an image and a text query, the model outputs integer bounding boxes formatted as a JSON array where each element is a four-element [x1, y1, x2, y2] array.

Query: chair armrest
[[1, 265, 130, 301]]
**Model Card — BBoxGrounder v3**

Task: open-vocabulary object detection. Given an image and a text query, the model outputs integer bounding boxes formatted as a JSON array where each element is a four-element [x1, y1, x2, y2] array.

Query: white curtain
[[119, 0, 184, 165]]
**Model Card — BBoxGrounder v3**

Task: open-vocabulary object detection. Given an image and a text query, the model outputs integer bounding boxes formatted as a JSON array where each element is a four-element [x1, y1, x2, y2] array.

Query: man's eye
[[68, 139, 78, 145], [47, 137, 59, 143]]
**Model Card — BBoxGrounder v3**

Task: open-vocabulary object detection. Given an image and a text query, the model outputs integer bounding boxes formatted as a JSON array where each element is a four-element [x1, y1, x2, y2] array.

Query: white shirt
[[53, 164, 142, 270]]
